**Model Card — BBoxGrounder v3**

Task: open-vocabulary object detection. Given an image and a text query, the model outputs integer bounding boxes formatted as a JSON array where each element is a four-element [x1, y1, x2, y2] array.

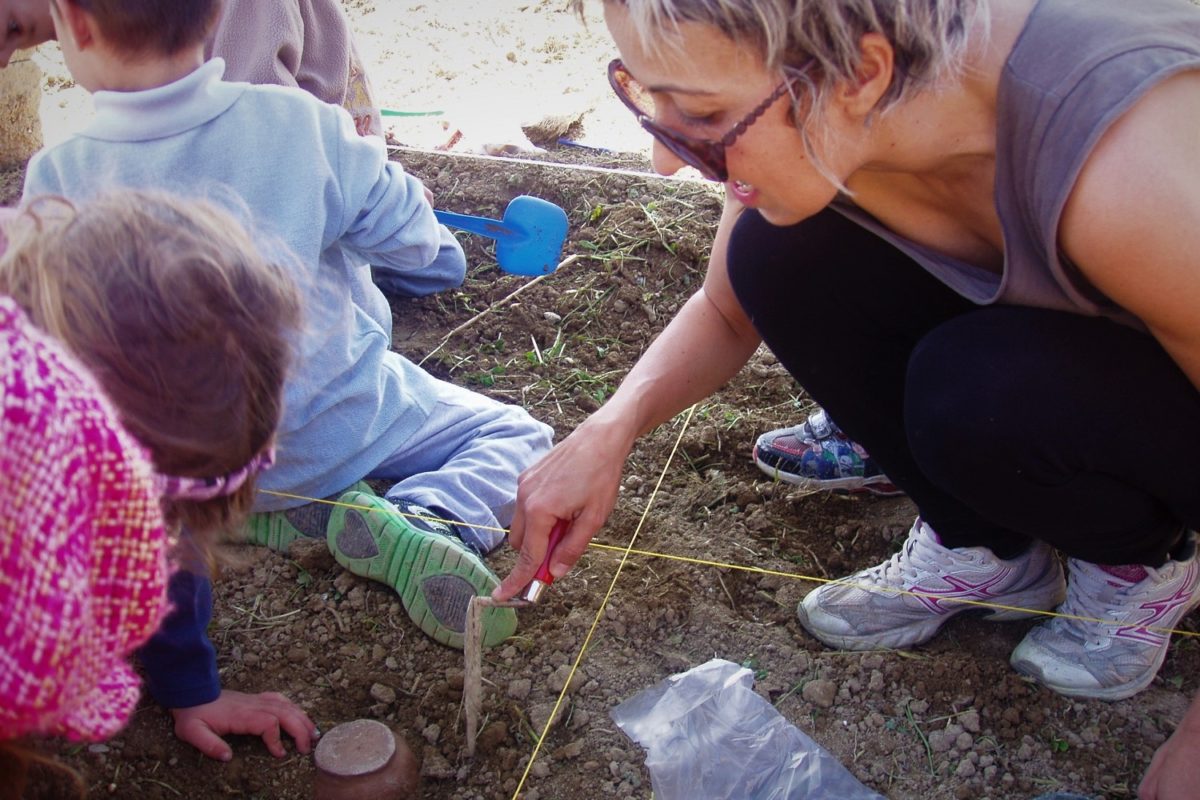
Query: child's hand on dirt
[[170, 689, 319, 761]]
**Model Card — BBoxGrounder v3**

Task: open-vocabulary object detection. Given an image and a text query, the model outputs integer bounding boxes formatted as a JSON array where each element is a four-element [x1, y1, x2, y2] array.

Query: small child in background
[[207, 0, 383, 138], [0, 0, 432, 297], [3, 0, 381, 137], [30, 0, 553, 761], [0, 188, 307, 787]]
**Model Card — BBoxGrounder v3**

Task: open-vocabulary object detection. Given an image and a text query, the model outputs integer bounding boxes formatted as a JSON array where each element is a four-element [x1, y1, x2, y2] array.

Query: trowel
[[434, 195, 568, 276]]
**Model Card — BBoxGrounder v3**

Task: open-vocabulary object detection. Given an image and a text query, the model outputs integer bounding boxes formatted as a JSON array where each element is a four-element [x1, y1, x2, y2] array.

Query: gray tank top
[[833, 0, 1200, 329]]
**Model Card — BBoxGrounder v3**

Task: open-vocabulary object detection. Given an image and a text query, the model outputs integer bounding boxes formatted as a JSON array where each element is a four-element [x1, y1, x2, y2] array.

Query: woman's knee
[[904, 313, 1032, 487]]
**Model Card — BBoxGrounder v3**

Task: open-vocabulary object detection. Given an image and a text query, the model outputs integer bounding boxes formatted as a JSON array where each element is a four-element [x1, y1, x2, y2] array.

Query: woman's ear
[[836, 32, 894, 119]]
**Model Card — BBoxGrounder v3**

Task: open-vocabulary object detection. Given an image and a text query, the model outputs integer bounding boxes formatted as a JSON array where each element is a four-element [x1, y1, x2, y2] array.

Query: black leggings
[[728, 208, 1200, 566]]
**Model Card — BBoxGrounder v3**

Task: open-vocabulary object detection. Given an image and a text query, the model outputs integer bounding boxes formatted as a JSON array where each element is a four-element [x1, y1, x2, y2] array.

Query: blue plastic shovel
[[434, 195, 568, 276]]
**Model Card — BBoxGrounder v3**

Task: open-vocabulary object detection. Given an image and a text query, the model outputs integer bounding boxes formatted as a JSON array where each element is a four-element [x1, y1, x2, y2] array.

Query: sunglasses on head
[[607, 58, 796, 183]]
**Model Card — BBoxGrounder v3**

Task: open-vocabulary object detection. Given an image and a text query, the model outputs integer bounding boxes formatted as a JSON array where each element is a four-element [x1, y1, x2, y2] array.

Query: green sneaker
[[327, 491, 517, 650], [244, 480, 374, 552]]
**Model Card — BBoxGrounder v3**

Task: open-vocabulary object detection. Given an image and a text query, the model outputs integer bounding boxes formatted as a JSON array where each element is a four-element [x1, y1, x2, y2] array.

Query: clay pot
[[313, 719, 421, 800]]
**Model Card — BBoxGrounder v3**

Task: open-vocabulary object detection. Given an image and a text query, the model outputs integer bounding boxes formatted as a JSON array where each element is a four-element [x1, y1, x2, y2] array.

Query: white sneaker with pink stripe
[[797, 518, 1067, 650], [1010, 532, 1200, 700]]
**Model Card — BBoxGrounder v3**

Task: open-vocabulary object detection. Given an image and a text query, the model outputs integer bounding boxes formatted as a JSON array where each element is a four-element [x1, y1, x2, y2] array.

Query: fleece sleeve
[[135, 570, 221, 709], [207, 0, 308, 93], [327, 108, 467, 292], [20, 149, 66, 201]]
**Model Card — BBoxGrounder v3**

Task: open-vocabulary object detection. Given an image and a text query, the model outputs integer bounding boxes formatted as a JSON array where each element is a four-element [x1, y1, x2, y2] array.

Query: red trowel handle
[[521, 519, 569, 603]]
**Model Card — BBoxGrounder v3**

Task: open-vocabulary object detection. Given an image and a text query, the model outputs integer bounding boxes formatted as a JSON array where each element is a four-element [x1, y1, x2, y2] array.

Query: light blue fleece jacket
[[24, 59, 466, 511]]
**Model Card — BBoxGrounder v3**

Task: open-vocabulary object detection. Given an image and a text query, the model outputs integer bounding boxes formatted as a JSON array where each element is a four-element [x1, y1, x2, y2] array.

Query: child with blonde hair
[[29, 0, 553, 761], [0, 188, 307, 788]]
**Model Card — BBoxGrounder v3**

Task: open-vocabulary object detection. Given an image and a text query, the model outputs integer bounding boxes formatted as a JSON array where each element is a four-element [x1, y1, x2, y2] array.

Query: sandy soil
[[14, 2, 1200, 800]]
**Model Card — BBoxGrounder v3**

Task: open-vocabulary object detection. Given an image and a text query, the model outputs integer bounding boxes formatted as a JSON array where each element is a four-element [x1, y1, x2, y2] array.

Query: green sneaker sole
[[327, 491, 516, 650], [244, 480, 374, 552]]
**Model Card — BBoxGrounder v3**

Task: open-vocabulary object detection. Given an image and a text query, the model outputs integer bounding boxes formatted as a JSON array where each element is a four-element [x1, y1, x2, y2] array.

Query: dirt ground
[[14, 2, 1200, 800]]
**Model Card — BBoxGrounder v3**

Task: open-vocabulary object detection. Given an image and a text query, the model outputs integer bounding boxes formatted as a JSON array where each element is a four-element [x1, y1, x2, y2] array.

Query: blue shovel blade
[[434, 195, 568, 276]]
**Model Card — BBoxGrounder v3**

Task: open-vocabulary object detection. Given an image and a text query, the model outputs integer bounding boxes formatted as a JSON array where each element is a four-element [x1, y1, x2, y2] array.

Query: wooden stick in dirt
[[418, 254, 579, 367], [464, 596, 488, 758], [464, 595, 525, 757]]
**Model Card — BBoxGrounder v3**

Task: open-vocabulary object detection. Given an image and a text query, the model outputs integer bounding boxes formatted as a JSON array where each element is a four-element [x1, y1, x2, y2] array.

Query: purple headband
[[156, 447, 276, 502]]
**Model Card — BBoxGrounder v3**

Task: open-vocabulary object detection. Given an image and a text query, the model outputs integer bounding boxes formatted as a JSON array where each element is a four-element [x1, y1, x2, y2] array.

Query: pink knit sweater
[[0, 297, 170, 742]]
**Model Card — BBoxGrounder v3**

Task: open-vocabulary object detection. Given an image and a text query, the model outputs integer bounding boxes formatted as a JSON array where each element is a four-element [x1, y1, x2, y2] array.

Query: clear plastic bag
[[611, 658, 886, 800]]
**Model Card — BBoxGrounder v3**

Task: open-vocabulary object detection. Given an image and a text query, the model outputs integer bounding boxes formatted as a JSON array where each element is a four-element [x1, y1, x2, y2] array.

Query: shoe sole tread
[[329, 491, 516, 650]]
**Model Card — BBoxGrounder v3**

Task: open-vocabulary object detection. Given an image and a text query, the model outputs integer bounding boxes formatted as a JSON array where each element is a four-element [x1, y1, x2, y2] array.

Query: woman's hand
[[494, 413, 634, 600], [493, 196, 761, 602]]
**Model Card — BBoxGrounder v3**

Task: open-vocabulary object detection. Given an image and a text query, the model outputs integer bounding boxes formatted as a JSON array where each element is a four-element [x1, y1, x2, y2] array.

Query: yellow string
[[259, 444, 1200, 799], [258, 487, 1200, 640], [509, 404, 700, 799]]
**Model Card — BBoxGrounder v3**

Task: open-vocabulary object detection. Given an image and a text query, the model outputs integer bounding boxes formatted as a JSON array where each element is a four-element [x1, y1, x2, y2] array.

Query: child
[[0, 189, 308, 784], [0, 0, 433, 297], [29, 0, 553, 760], [206, 0, 383, 138], [3, 0, 381, 136], [0, 297, 167, 798]]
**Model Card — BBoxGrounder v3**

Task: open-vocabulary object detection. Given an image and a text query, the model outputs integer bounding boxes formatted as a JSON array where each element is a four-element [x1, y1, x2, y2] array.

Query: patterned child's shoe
[[327, 491, 516, 650], [243, 480, 374, 551], [754, 408, 902, 496]]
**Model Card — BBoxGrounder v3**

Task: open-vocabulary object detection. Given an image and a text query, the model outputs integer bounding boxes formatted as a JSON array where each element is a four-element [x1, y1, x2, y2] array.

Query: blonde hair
[[577, 0, 988, 183], [0, 189, 300, 547]]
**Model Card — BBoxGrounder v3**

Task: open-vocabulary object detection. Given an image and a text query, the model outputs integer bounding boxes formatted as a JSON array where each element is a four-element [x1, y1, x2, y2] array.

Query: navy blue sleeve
[[370, 224, 466, 298], [136, 569, 222, 709]]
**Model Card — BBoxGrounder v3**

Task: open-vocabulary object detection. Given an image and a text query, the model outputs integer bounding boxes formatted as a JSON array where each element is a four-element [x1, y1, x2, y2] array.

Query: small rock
[[421, 746, 455, 780], [346, 585, 367, 609], [422, 723, 441, 745], [959, 710, 981, 733], [555, 739, 586, 760], [289, 537, 335, 572], [543, 311, 562, 324], [370, 683, 397, 705], [929, 731, 954, 754], [801, 679, 837, 709], [529, 700, 568, 732], [508, 678, 532, 700], [333, 571, 357, 594], [954, 758, 977, 778], [476, 721, 509, 753], [548, 664, 584, 694]]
